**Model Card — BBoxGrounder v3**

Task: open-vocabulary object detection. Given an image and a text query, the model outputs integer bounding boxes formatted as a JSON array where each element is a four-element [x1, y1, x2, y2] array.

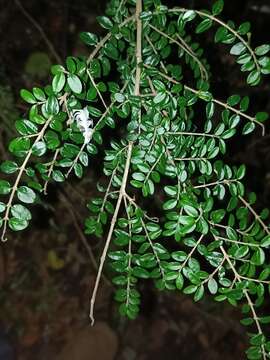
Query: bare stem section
[[89, 142, 133, 325], [89, 0, 143, 325]]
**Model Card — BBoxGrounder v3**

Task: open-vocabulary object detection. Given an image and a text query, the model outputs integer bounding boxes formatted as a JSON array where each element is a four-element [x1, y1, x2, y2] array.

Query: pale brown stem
[[220, 245, 266, 360], [1, 115, 53, 242], [89, 0, 142, 325], [43, 149, 60, 195], [15, 0, 62, 64], [89, 142, 133, 325]]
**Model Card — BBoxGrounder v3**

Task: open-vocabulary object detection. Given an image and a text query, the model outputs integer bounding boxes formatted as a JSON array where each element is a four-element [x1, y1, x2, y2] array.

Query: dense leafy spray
[[1, 0, 270, 358]]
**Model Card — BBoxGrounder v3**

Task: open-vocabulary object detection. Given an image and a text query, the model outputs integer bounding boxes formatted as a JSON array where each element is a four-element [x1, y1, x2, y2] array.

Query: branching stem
[[220, 245, 267, 360], [89, 0, 143, 325], [1, 115, 54, 242], [149, 24, 208, 81], [168, 8, 260, 73], [89, 141, 133, 325], [239, 196, 270, 235]]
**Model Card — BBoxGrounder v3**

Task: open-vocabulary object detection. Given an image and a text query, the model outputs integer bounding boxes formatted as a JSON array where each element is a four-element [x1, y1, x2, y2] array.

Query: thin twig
[[89, 0, 142, 325], [60, 192, 112, 287], [149, 24, 208, 81], [1, 19, 126, 241], [220, 245, 267, 360], [168, 8, 260, 73], [87, 69, 108, 109], [43, 149, 60, 195], [1, 115, 53, 242], [145, 64, 265, 135], [87, 15, 135, 64], [175, 33, 209, 81], [14, 0, 62, 64], [239, 196, 270, 235], [89, 142, 133, 325]]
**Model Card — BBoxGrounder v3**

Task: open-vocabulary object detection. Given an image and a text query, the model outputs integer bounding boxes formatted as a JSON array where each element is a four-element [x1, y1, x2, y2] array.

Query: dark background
[[0, 0, 270, 359]]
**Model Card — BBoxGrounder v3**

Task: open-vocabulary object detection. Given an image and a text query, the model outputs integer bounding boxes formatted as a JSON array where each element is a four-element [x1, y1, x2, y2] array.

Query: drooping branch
[[89, 0, 143, 325]]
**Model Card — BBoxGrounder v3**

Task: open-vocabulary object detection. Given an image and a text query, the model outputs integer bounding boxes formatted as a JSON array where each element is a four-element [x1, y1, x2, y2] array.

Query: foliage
[[1, 0, 270, 358]]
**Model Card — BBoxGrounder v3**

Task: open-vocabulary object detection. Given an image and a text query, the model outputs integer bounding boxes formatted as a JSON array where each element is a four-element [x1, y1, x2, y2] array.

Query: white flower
[[72, 107, 93, 144]]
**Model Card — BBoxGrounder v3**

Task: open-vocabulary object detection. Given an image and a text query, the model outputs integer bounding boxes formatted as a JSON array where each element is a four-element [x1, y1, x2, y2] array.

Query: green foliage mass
[[1, 0, 270, 358]]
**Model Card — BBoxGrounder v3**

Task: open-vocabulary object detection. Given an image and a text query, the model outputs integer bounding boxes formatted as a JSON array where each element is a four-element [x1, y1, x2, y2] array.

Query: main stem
[[134, 0, 142, 96], [89, 142, 133, 325], [89, 0, 142, 325]]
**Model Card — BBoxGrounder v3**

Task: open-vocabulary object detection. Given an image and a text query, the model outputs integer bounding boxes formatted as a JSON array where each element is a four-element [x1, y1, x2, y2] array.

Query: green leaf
[[251, 248, 265, 266], [66, 57, 76, 73], [206, 102, 215, 118], [259, 316, 270, 324], [33, 87, 46, 101], [172, 251, 187, 262], [242, 122, 255, 135], [9, 138, 30, 157], [17, 186, 36, 204], [182, 10, 196, 22], [196, 19, 213, 34], [255, 112, 268, 122], [104, 43, 119, 60], [20, 89, 36, 104], [211, 209, 225, 223], [247, 71, 261, 86], [238, 22, 251, 35], [198, 91, 212, 101], [74, 163, 83, 178], [163, 199, 177, 210], [255, 44, 270, 56], [32, 141, 46, 157], [45, 95, 59, 115], [44, 130, 60, 150], [11, 204, 32, 221], [8, 218, 28, 231], [237, 164, 246, 179], [240, 96, 250, 111], [215, 27, 228, 43], [230, 42, 246, 56], [133, 267, 150, 279], [212, 0, 224, 15], [16, 119, 38, 136], [114, 92, 125, 103], [0, 180, 11, 195], [52, 170, 65, 182], [184, 205, 199, 217], [132, 172, 145, 181], [175, 274, 184, 290], [179, 215, 196, 227], [153, 92, 166, 104], [261, 235, 270, 248], [234, 246, 249, 259], [208, 278, 218, 294], [87, 87, 97, 101], [80, 32, 98, 46], [164, 186, 177, 197], [97, 16, 113, 29], [140, 11, 152, 20], [227, 94, 241, 106], [1, 161, 18, 174], [52, 72, 66, 93], [67, 74, 83, 94], [183, 285, 197, 294], [194, 285, 204, 302]]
